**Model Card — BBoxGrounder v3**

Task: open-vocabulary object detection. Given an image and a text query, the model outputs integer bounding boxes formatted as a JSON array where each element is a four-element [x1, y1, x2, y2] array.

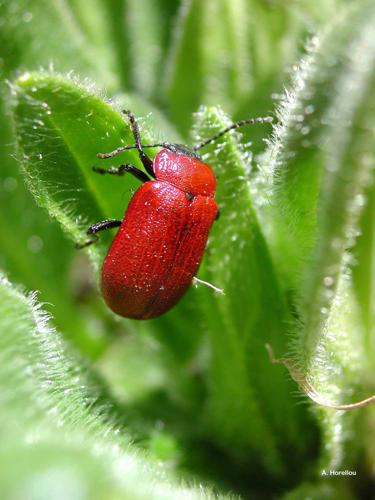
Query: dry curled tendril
[[265, 344, 375, 411]]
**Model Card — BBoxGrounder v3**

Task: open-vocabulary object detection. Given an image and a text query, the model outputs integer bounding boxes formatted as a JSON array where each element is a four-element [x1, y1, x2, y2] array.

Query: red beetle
[[79, 110, 272, 319]]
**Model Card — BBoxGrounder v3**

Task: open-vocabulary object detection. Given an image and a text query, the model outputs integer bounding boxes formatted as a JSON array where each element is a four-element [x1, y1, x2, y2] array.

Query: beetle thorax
[[154, 148, 216, 197]]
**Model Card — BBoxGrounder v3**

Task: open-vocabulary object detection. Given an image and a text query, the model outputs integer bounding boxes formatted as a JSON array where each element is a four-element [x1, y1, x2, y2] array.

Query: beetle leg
[[93, 164, 150, 183], [122, 110, 156, 178], [88, 219, 122, 234], [192, 277, 224, 294], [75, 234, 99, 249], [76, 219, 121, 249]]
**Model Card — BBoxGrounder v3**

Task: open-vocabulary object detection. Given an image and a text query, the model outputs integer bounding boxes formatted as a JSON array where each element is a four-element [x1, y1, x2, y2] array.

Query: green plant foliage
[[164, 0, 253, 135], [192, 108, 311, 475], [264, 1, 375, 473], [0, 273, 227, 500], [1, 0, 375, 498], [12, 72, 145, 266]]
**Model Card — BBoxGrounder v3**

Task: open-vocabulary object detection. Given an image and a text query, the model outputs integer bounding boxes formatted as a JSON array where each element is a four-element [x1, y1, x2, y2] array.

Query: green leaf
[[0, 271, 227, 499], [192, 107, 314, 476], [0, 0, 120, 91], [164, 0, 253, 135], [64, 0, 131, 89], [283, 480, 355, 500], [352, 183, 375, 363], [125, 0, 181, 100], [0, 90, 108, 357], [264, 0, 375, 471], [264, 33, 348, 288], [11, 71, 152, 269], [300, 6, 375, 366]]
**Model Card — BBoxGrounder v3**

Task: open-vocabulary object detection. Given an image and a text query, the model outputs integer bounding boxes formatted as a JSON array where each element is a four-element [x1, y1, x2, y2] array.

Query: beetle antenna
[[98, 115, 273, 159], [97, 143, 178, 158], [193, 116, 273, 151]]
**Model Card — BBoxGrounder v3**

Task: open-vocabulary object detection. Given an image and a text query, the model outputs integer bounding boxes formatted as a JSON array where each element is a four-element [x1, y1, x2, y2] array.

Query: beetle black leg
[[76, 219, 122, 249], [88, 219, 122, 234], [122, 110, 155, 178], [93, 164, 150, 183], [215, 208, 220, 221]]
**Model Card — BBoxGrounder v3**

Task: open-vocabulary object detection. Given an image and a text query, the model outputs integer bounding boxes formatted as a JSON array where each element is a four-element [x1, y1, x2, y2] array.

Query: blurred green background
[[1, 0, 375, 498]]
